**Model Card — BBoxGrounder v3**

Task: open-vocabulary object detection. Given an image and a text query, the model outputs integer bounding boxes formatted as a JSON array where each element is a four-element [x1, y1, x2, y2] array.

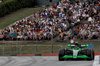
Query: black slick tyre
[[59, 49, 65, 61], [86, 49, 94, 60]]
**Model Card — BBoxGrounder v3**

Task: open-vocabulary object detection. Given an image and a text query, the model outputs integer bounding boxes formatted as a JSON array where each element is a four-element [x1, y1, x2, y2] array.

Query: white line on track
[[93, 56, 100, 66]]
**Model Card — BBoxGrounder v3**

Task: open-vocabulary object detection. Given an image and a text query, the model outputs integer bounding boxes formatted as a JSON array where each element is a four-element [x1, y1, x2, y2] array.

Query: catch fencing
[[0, 35, 99, 56]]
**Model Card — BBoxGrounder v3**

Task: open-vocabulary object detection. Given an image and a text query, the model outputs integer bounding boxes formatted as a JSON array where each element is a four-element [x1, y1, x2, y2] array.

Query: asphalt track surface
[[0, 56, 93, 66]]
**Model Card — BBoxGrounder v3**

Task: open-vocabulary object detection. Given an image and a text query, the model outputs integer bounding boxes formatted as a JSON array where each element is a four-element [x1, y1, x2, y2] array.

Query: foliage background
[[0, 0, 35, 17]]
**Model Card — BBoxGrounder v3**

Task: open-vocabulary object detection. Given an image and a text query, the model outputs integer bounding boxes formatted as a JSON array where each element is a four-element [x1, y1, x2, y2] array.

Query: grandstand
[[0, 0, 99, 55], [0, 0, 100, 41]]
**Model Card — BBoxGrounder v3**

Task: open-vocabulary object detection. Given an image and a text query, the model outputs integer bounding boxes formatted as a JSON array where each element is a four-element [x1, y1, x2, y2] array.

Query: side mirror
[[68, 44, 71, 47], [86, 44, 89, 47]]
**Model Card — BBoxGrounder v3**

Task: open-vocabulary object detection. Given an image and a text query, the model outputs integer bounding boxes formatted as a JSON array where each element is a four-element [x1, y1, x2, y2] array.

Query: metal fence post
[[3, 47, 5, 56], [20, 47, 22, 55], [16, 38, 18, 55], [32, 38, 34, 54], [99, 36, 100, 52], [83, 35, 85, 43], [10, 45, 12, 56], [36, 34, 37, 54], [51, 29, 53, 53]]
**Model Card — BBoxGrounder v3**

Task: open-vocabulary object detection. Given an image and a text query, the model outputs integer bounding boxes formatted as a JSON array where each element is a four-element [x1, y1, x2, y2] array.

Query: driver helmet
[[75, 42, 79, 45]]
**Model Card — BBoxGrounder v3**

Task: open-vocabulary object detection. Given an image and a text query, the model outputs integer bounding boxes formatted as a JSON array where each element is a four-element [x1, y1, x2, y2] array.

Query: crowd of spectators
[[0, 0, 100, 41], [58, 0, 100, 40]]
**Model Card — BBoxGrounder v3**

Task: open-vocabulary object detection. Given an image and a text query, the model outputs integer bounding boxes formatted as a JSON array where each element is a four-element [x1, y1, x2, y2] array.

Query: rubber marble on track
[[0, 56, 93, 66]]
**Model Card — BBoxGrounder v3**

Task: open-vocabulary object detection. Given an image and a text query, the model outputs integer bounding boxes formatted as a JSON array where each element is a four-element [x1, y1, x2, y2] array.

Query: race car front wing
[[62, 55, 89, 59]]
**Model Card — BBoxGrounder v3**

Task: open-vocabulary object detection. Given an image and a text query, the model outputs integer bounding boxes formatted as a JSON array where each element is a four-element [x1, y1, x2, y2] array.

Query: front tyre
[[59, 49, 65, 61]]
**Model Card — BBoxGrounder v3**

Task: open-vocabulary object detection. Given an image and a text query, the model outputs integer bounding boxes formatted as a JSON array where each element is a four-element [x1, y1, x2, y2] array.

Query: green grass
[[0, 7, 44, 29]]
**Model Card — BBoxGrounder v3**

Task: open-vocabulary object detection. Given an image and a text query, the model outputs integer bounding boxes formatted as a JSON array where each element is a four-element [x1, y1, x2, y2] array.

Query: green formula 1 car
[[58, 44, 94, 61]]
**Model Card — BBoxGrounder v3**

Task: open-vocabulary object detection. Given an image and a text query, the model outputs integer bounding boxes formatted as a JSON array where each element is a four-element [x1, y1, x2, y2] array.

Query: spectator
[[0, 0, 99, 41]]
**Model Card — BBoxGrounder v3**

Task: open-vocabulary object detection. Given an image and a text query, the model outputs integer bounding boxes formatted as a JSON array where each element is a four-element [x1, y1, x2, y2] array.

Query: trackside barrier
[[17, 54, 35, 56], [17, 54, 58, 56], [17, 53, 100, 56], [88, 44, 95, 49]]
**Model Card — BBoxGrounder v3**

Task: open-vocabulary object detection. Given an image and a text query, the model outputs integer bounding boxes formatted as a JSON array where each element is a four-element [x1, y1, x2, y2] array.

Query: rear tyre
[[59, 49, 65, 61], [92, 49, 94, 60], [86, 49, 94, 60]]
